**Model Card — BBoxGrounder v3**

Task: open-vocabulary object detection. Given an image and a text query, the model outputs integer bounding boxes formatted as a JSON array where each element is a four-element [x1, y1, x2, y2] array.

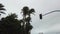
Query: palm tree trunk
[[23, 15, 26, 34]]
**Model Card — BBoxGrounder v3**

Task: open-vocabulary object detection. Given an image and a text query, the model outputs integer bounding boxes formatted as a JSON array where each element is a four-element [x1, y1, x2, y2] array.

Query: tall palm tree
[[21, 6, 35, 27], [0, 4, 6, 15], [21, 6, 35, 34]]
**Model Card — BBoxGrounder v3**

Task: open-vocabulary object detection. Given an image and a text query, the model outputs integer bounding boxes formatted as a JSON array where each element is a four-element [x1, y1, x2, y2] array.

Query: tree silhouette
[[0, 14, 22, 34], [21, 6, 35, 34], [0, 4, 6, 15], [0, 6, 35, 34]]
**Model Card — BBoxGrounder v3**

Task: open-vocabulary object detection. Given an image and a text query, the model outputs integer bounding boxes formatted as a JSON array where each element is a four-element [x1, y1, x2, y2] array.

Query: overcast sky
[[0, 0, 60, 34]]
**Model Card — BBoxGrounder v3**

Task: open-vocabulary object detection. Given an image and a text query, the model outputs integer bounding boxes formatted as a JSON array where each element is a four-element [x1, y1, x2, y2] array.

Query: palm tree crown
[[22, 6, 35, 17]]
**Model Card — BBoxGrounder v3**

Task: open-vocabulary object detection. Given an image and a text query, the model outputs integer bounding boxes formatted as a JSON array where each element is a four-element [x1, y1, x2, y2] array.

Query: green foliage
[[0, 6, 35, 34], [0, 14, 23, 34], [0, 13, 33, 34]]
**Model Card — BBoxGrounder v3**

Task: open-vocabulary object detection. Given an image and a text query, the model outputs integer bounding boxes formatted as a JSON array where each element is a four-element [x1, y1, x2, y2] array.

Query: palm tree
[[21, 6, 35, 26], [21, 6, 35, 34], [22, 6, 35, 23], [0, 4, 6, 15]]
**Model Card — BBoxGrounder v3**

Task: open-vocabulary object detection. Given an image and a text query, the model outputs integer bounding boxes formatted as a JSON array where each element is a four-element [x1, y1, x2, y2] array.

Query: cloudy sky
[[0, 0, 60, 34]]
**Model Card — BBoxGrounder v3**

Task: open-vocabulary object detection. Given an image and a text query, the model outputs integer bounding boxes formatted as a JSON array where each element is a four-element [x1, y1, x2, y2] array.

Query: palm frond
[[0, 8, 6, 10], [0, 12, 5, 14], [0, 4, 4, 7], [29, 8, 35, 14]]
